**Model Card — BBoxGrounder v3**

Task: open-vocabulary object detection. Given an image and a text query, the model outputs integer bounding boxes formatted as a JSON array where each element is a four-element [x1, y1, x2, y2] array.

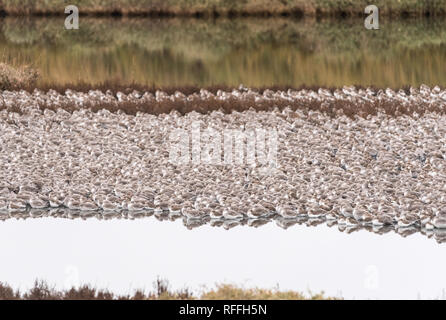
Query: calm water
[[2, 17, 446, 87], [3, 17, 446, 299], [1, 216, 445, 300]]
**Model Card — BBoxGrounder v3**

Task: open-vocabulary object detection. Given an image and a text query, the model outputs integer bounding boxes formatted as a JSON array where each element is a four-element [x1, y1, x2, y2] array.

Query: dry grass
[[4, 85, 442, 118], [0, 0, 445, 17], [0, 278, 192, 300], [202, 284, 336, 300], [0, 278, 337, 300], [0, 63, 38, 90], [0, 70, 442, 118]]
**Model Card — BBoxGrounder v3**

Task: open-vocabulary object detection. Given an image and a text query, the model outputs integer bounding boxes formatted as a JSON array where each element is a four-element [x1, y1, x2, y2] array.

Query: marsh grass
[[5, 83, 443, 118], [0, 62, 38, 90], [0, 278, 337, 300], [201, 284, 335, 300], [0, 0, 445, 17]]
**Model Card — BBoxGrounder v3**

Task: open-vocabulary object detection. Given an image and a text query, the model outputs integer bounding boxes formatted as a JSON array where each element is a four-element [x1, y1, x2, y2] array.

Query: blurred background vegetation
[[1, 17, 445, 88], [0, 0, 445, 16]]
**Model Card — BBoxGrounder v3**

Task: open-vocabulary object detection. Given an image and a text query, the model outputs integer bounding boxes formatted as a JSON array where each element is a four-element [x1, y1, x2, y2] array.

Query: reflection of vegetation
[[0, 0, 445, 16], [0, 278, 339, 300], [1, 17, 446, 87]]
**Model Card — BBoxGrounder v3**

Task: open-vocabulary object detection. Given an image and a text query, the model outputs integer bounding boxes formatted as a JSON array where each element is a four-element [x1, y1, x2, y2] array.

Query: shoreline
[[0, 11, 444, 19], [0, 1, 445, 18], [0, 208, 444, 243]]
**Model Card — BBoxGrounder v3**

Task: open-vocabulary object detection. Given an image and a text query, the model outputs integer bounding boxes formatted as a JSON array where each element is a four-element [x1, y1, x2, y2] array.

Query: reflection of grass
[[0, 0, 445, 16], [0, 278, 339, 300], [1, 17, 446, 87]]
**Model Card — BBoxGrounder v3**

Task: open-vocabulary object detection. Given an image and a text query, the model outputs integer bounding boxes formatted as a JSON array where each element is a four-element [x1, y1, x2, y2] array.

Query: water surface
[[2, 17, 446, 88], [1, 216, 445, 299], [2, 16, 446, 300]]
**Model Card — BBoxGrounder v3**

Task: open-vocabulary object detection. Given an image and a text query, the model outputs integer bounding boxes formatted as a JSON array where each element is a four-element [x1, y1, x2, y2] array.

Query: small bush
[[0, 63, 39, 90], [0, 282, 20, 300], [22, 279, 60, 300]]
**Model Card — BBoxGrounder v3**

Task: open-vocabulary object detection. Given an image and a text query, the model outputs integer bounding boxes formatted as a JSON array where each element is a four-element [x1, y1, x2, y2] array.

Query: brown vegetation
[[0, 278, 336, 300], [0, 63, 38, 90], [2, 85, 443, 119], [2, 17, 444, 88], [0, 66, 443, 118], [0, 0, 444, 17], [0, 278, 193, 300], [202, 284, 334, 300]]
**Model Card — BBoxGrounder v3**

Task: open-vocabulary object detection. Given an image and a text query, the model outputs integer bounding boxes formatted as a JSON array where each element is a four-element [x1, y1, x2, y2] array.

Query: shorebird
[[80, 200, 98, 211], [102, 200, 120, 212], [433, 216, 446, 229], [0, 85, 445, 243], [340, 203, 354, 218], [128, 201, 145, 211], [247, 204, 269, 219], [397, 214, 419, 228], [372, 214, 394, 226], [210, 208, 224, 219], [49, 192, 64, 207], [223, 208, 244, 220], [0, 200, 8, 210], [307, 203, 326, 219], [182, 208, 202, 220], [168, 204, 182, 215], [8, 199, 26, 211], [353, 206, 369, 222], [29, 197, 48, 209]]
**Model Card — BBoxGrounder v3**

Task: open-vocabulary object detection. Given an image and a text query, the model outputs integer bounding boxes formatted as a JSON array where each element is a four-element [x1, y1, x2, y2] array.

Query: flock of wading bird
[[0, 85, 445, 242]]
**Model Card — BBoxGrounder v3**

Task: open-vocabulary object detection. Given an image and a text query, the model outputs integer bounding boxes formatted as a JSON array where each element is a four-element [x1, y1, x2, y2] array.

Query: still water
[[0, 216, 445, 300], [1, 17, 446, 88], [2, 16, 446, 299]]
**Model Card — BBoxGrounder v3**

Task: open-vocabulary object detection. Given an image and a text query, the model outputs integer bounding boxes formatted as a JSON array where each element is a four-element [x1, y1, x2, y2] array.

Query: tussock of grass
[[0, 63, 38, 90], [202, 284, 337, 300], [0, 278, 337, 300]]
